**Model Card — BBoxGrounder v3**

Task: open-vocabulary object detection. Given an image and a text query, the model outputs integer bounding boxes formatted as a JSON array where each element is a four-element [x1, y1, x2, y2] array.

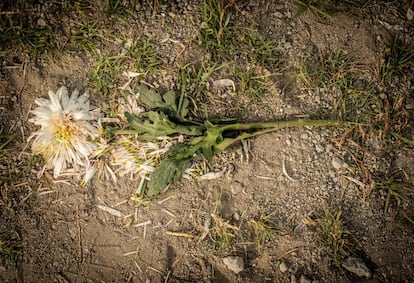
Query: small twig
[[162, 209, 176, 218], [135, 220, 152, 227], [276, 246, 305, 260], [37, 190, 57, 197], [148, 266, 163, 274], [198, 216, 211, 242], [255, 175, 276, 180], [282, 159, 298, 182], [124, 250, 139, 257], [165, 231, 195, 238], [77, 204, 83, 266], [157, 196, 173, 205], [164, 270, 171, 283], [96, 204, 124, 217]]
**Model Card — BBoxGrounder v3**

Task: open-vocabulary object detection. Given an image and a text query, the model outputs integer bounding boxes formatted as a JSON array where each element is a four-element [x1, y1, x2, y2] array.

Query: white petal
[[34, 98, 51, 106], [48, 90, 62, 112], [53, 157, 65, 178], [82, 165, 97, 185]]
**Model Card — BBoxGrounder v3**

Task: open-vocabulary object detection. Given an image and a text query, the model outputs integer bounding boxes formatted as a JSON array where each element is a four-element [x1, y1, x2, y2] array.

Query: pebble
[[232, 212, 240, 221], [407, 8, 414, 21], [37, 18, 47, 27], [342, 257, 371, 278], [274, 11, 284, 18], [223, 256, 244, 274], [279, 261, 288, 273], [325, 144, 333, 153], [331, 157, 343, 170], [315, 144, 324, 153]]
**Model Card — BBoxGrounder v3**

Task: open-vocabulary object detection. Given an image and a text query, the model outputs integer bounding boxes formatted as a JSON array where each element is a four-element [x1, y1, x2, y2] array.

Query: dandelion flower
[[29, 86, 101, 178]]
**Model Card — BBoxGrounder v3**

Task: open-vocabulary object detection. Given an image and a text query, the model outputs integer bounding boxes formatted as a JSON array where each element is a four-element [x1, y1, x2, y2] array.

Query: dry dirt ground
[[1, 0, 414, 282]]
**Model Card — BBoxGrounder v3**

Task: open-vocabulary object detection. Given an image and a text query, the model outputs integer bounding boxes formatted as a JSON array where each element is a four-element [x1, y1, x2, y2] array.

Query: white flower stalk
[[29, 86, 101, 178]]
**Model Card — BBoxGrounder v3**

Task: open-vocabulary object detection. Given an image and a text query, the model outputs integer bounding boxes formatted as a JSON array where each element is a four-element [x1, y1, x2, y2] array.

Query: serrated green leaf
[[125, 111, 204, 141], [163, 90, 178, 111], [146, 157, 191, 196], [138, 84, 164, 108], [125, 111, 177, 140], [137, 84, 189, 121]]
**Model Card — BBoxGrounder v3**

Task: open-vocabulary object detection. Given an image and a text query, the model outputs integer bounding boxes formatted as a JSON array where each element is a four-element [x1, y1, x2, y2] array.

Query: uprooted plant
[[28, 83, 349, 198]]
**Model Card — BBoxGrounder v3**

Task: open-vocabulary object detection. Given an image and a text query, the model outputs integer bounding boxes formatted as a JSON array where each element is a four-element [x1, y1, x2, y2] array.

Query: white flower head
[[29, 86, 101, 178]]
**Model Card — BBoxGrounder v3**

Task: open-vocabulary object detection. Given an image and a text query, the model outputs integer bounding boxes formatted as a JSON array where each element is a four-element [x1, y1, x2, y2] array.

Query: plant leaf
[[146, 157, 191, 196], [125, 111, 179, 141], [179, 97, 189, 119], [138, 84, 164, 108], [125, 112, 204, 141], [137, 84, 190, 121], [163, 90, 178, 112]]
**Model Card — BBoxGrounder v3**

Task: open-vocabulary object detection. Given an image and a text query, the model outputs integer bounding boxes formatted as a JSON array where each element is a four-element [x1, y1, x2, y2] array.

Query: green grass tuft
[[292, 0, 332, 20], [317, 205, 352, 266], [248, 212, 279, 252], [88, 38, 162, 103], [381, 37, 414, 82], [375, 170, 414, 214]]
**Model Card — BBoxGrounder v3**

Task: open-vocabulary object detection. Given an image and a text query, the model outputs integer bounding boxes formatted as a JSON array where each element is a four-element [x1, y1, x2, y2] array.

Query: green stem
[[215, 119, 346, 152], [216, 128, 280, 152], [217, 119, 345, 133]]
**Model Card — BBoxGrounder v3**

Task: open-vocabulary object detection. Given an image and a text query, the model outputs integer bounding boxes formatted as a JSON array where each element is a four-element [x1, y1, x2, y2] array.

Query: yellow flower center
[[53, 116, 79, 145]]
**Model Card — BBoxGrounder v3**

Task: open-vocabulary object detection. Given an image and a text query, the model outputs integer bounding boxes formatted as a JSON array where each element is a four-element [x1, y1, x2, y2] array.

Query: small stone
[[407, 8, 414, 21], [342, 257, 371, 278], [279, 261, 288, 273], [300, 133, 309, 140], [300, 275, 312, 283], [286, 138, 292, 146], [37, 18, 47, 27], [274, 11, 283, 18], [325, 144, 333, 153], [315, 144, 324, 153], [223, 256, 244, 274], [332, 157, 343, 170], [291, 274, 297, 283]]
